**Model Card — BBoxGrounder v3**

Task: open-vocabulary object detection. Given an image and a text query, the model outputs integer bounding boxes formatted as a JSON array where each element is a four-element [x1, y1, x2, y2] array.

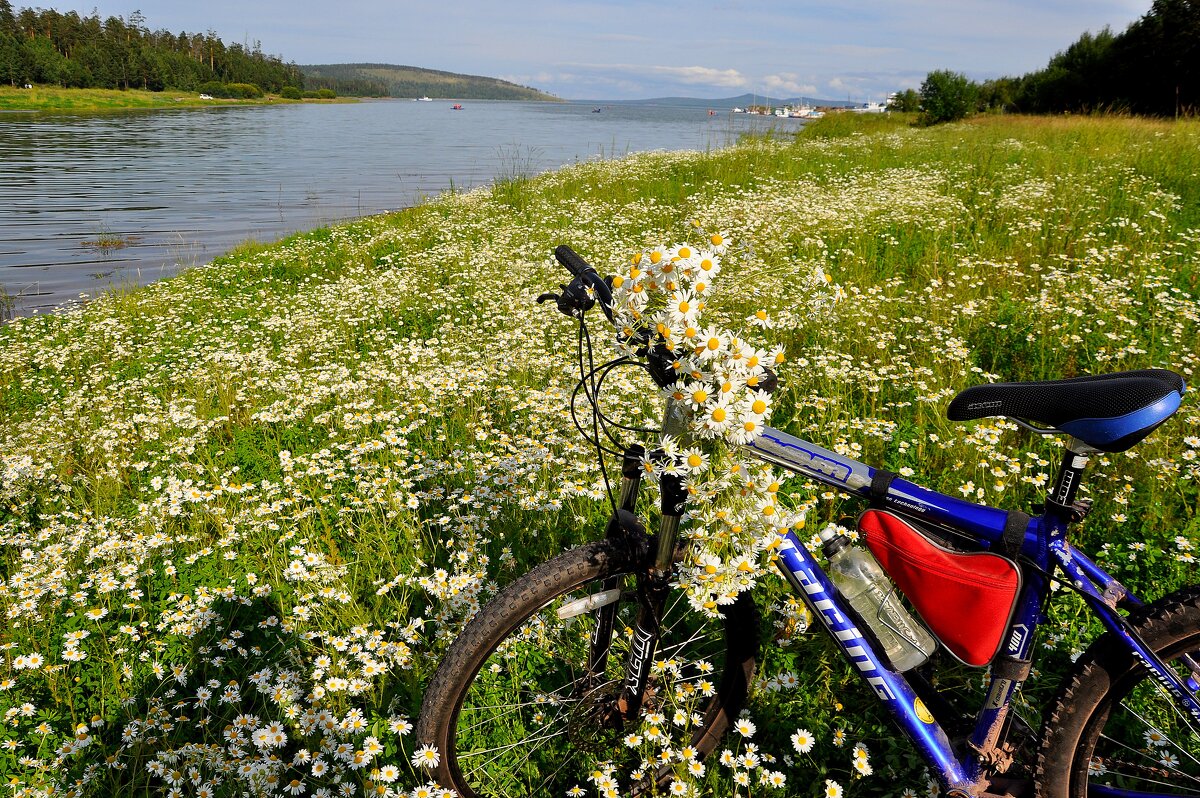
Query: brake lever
[[536, 292, 561, 304]]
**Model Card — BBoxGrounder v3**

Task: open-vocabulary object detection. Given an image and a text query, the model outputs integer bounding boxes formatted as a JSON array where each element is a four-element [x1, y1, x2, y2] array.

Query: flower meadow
[[0, 114, 1198, 797]]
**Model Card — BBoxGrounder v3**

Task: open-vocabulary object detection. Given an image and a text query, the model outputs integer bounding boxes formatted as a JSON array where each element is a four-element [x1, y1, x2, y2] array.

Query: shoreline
[[0, 84, 355, 113]]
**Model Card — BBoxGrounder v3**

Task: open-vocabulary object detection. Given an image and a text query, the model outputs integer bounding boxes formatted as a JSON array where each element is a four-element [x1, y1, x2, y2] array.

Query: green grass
[[0, 113, 1197, 796], [0, 85, 319, 112]]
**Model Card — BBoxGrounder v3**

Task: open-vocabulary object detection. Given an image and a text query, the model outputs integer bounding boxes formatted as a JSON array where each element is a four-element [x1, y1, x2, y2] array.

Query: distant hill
[[300, 63, 559, 101]]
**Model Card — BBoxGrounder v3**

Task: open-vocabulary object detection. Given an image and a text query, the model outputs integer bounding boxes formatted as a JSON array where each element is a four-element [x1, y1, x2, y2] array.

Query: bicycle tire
[[1035, 584, 1200, 797], [415, 538, 759, 798]]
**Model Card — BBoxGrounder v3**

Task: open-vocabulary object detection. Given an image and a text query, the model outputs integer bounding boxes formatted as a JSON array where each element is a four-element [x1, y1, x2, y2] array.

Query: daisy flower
[[411, 744, 440, 768]]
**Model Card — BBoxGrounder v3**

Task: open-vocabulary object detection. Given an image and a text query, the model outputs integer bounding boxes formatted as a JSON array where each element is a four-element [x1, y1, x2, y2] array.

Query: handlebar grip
[[554, 245, 593, 277]]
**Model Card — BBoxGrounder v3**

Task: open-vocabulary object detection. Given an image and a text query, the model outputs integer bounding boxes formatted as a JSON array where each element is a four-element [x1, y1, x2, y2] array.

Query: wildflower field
[[1, 112, 1198, 798]]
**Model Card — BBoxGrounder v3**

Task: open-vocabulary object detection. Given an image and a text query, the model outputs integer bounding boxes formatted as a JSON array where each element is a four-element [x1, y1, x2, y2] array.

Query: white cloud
[[761, 73, 817, 96], [567, 63, 747, 90], [647, 65, 747, 88], [828, 76, 869, 93]]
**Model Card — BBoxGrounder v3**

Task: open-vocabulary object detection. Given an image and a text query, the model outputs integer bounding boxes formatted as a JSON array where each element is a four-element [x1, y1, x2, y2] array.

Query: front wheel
[[1036, 585, 1200, 797], [415, 539, 758, 798]]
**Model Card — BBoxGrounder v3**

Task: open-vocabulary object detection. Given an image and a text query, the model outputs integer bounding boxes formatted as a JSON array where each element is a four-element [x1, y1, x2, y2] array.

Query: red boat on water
[[451, 103, 463, 110]]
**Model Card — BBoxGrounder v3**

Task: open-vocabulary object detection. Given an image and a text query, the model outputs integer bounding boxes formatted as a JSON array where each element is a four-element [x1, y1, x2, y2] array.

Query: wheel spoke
[[427, 544, 755, 797], [1117, 700, 1200, 773]]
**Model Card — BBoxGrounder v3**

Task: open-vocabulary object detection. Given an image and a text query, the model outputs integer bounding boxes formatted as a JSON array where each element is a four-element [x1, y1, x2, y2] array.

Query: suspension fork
[[616, 462, 686, 719], [579, 397, 694, 722], [587, 445, 646, 679]]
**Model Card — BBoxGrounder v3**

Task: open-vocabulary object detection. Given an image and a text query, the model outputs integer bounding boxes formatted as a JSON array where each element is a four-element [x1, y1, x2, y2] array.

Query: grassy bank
[[0, 113, 1197, 797], [0, 85, 332, 112]]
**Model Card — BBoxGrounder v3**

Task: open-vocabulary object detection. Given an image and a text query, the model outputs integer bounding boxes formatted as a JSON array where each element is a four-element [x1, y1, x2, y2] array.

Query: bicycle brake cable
[[575, 315, 619, 514]]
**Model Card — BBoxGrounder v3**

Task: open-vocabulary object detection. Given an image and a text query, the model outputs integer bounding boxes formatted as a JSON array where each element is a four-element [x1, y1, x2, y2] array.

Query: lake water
[[0, 100, 802, 316]]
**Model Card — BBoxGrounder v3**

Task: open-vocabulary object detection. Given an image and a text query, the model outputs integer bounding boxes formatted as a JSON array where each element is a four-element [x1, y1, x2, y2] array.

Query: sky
[[43, 1, 1150, 101]]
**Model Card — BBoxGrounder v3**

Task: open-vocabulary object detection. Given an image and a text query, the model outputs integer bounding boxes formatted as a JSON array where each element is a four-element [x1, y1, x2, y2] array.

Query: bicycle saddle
[[947, 369, 1186, 452]]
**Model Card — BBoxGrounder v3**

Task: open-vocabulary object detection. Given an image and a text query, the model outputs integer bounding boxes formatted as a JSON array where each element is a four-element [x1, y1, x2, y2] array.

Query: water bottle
[[820, 528, 937, 672]]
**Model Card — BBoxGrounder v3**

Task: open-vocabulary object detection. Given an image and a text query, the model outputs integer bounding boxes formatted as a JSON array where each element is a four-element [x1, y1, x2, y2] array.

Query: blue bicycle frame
[[746, 425, 1200, 796]]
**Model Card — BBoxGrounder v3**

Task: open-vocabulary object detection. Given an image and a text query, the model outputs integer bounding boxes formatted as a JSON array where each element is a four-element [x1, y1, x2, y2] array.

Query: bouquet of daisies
[[606, 233, 832, 619]]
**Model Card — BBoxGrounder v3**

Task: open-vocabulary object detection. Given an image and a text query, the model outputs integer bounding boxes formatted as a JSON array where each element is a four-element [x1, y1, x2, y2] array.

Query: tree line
[[0, 2, 302, 93], [892, 0, 1198, 123]]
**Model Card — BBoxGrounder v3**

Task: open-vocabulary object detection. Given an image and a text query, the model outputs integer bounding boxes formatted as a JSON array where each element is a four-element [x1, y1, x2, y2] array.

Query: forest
[[0, 2, 301, 93], [992, 0, 1197, 115], [906, 0, 1199, 118]]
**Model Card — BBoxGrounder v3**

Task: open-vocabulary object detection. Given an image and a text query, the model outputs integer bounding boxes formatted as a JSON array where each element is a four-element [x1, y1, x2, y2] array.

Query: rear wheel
[[1036, 585, 1200, 797], [415, 539, 758, 797]]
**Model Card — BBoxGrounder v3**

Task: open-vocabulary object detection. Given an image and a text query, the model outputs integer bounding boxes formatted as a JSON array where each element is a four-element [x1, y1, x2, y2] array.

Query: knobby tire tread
[[1034, 584, 1200, 798], [416, 539, 758, 797]]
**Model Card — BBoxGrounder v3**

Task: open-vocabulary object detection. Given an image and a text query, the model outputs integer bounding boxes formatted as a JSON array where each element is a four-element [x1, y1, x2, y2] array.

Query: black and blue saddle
[[947, 369, 1186, 452]]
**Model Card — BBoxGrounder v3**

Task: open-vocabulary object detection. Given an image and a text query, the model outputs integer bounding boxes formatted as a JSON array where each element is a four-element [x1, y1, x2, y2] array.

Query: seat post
[[1045, 438, 1099, 520]]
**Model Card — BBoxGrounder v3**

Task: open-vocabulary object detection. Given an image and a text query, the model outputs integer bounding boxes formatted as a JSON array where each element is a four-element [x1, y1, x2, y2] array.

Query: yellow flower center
[[752, 400, 767, 414], [700, 258, 713, 271], [678, 246, 692, 259], [611, 275, 625, 288], [712, 407, 727, 423], [632, 252, 643, 265], [650, 251, 662, 264], [744, 421, 757, 432], [692, 389, 708, 403], [688, 453, 703, 468], [775, 351, 786, 364], [678, 301, 689, 313], [710, 233, 723, 246], [707, 337, 721, 351], [755, 309, 768, 320], [630, 267, 641, 279]]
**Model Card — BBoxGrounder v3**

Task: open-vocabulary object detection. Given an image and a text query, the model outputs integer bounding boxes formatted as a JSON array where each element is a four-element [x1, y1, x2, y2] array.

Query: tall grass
[[0, 85, 288, 112], [0, 113, 1196, 797]]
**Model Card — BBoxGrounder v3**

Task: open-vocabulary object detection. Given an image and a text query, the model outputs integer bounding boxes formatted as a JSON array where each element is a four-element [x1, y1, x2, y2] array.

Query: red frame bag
[[858, 509, 1022, 667]]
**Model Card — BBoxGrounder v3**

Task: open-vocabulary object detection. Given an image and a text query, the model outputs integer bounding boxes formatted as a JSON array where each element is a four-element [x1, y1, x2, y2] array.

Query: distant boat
[[451, 103, 464, 110], [417, 96, 433, 102], [592, 107, 602, 113], [850, 100, 887, 113], [787, 102, 824, 119]]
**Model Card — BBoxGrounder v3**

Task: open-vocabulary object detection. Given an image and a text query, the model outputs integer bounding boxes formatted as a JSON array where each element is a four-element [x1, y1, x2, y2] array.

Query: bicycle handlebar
[[546, 244, 782, 392], [553, 245, 592, 278], [552, 245, 615, 323]]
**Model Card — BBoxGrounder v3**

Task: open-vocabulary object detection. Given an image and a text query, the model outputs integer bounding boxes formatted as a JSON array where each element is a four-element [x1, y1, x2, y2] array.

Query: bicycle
[[415, 244, 1196, 797]]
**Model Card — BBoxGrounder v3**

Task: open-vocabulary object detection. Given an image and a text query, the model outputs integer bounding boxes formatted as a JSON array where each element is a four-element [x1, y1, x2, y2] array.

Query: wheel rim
[[446, 571, 740, 797], [1080, 640, 1200, 796]]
